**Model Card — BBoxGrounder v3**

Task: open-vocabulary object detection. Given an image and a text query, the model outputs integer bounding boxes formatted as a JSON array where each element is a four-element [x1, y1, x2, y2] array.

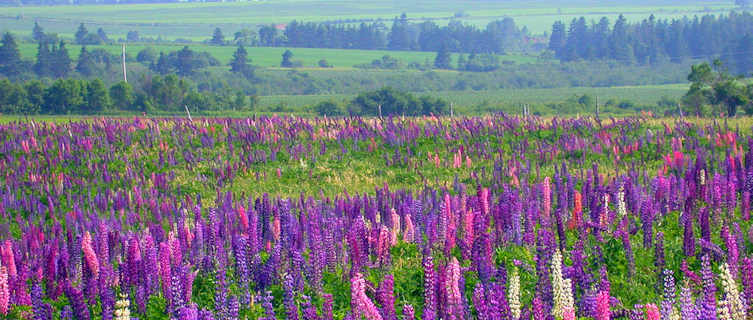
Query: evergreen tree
[[456, 54, 466, 70], [0, 32, 24, 76], [75, 46, 97, 76], [280, 49, 294, 67], [75, 23, 88, 45], [51, 41, 71, 78], [433, 46, 451, 69], [548, 21, 567, 57], [211, 27, 225, 46], [175, 46, 195, 76], [230, 45, 254, 79], [609, 15, 634, 63], [33, 41, 53, 77], [32, 22, 45, 43], [151, 52, 171, 75], [388, 13, 413, 50], [97, 28, 109, 43]]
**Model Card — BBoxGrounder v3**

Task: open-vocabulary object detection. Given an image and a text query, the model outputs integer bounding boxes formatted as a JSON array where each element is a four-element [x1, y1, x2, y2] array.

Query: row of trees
[[549, 12, 753, 75], [0, 76, 255, 115], [211, 14, 529, 54]]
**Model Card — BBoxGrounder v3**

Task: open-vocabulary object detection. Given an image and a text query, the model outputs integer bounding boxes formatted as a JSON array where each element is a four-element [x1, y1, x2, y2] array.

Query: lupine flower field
[[0, 115, 752, 320]]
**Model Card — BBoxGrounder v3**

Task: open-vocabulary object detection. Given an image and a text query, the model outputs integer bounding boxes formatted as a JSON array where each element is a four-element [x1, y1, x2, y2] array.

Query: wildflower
[[508, 267, 521, 319], [114, 292, 131, 320]]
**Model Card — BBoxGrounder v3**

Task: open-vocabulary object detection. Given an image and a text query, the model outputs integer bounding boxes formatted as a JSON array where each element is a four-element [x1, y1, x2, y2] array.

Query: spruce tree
[[33, 41, 52, 77], [211, 27, 225, 46], [230, 45, 253, 78], [433, 46, 451, 69], [32, 22, 45, 43], [51, 41, 71, 78], [76, 46, 97, 76], [75, 23, 88, 45], [0, 33, 23, 76]]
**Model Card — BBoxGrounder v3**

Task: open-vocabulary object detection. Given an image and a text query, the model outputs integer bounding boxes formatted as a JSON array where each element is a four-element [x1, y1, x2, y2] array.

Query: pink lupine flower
[[81, 232, 99, 279], [543, 177, 551, 218], [0, 266, 8, 315], [1, 241, 16, 279], [644, 304, 660, 320], [390, 210, 400, 245], [596, 290, 611, 320], [463, 209, 474, 248], [350, 273, 383, 320], [404, 213, 415, 242], [562, 306, 576, 320], [445, 257, 463, 320]]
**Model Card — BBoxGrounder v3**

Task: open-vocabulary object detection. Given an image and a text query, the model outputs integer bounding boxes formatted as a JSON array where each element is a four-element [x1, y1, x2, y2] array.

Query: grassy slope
[[0, 0, 734, 40]]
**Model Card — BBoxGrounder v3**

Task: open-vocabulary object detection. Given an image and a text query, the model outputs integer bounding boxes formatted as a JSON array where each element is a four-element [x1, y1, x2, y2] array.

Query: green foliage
[[349, 87, 447, 116], [145, 295, 170, 320], [314, 100, 343, 116]]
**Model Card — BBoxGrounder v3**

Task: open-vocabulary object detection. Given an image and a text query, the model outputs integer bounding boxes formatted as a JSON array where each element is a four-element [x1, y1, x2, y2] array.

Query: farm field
[[0, 114, 751, 319], [15, 42, 540, 67], [0, 0, 735, 40]]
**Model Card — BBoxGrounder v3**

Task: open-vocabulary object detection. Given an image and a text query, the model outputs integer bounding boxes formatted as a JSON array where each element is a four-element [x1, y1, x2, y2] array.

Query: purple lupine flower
[[700, 255, 717, 320], [741, 257, 753, 315], [683, 214, 695, 257], [283, 274, 300, 320], [300, 295, 319, 320], [64, 282, 90, 320], [322, 293, 334, 320], [100, 286, 115, 320], [60, 305, 73, 320], [31, 282, 49, 320], [227, 296, 239, 320], [660, 269, 676, 320], [679, 280, 698, 320], [423, 256, 437, 320], [472, 283, 488, 320], [260, 291, 276, 320], [403, 304, 415, 320], [377, 274, 396, 320]]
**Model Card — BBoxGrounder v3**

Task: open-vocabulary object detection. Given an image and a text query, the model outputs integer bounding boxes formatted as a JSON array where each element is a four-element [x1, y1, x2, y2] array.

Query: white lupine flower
[[717, 299, 731, 320], [508, 267, 521, 319], [719, 263, 746, 320], [616, 187, 626, 217], [114, 292, 131, 320], [551, 250, 574, 319], [699, 169, 705, 186]]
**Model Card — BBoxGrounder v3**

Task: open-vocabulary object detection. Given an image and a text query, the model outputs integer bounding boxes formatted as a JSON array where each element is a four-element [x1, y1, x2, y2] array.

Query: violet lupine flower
[[472, 284, 488, 320], [423, 256, 437, 320], [226, 296, 239, 320], [377, 274, 396, 320], [283, 274, 300, 320], [700, 255, 717, 320], [64, 282, 90, 320], [260, 291, 276, 320], [60, 305, 73, 320], [742, 257, 753, 314], [679, 280, 698, 320], [683, 213, 695, 257], [660, 269, 677, 320], [31, 282, 49, 320], [322, 293, 334, 320]]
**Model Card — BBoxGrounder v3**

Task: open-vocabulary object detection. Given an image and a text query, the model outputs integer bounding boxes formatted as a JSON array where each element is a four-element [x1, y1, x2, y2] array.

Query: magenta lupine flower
[[0, 266, 8, 315], [595, 290, 610, 320], [322, 293, 334, 320], [351, 273, 383, 320], [403, 304, 415, 320], [742, 257, 753, 314]]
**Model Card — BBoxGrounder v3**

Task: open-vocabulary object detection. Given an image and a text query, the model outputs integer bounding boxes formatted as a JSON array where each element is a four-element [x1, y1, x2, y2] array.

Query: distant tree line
[[0, 76, 255, 115], [549, 12, 753, 75], [212, 14, 528, 54]]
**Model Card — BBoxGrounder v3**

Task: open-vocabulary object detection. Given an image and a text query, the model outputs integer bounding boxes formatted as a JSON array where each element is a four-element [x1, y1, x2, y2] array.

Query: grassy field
[[256, 83, 689, 112], [16, 41, 541, 67], [0, 0, 735, 40]]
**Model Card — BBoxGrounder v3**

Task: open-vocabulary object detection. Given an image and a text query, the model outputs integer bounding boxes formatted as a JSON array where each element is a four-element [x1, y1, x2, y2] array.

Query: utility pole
[[378, 104, 382, 120], [678, 102, 684, 119], [184, 105, 193, 122], [122, 43, 127, 83], [595, 95, 599, 120], [450, 102, 454, 117]]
